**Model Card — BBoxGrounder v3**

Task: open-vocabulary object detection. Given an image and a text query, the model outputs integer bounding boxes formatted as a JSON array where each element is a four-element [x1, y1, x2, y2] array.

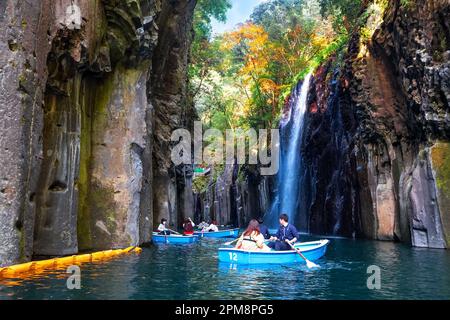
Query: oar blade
[[306, 260, 320, 269], [289, 242, 321, 269]]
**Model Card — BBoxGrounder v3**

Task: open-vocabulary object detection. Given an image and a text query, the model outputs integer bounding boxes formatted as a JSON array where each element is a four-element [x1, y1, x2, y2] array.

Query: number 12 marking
[[229, 252, 238, 261]]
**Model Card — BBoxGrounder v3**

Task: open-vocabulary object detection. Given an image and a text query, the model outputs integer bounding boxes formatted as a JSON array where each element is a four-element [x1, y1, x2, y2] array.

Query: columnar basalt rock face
[[303, 64, 361, 238], [83, 65, 152, 250], [194, 165, 273, 228], [151, 0, 197, 229], [33, 0, 161, 255], [303, 0, 449, 248], [1, 0, 53, 265], [1, 0, 197, 266]]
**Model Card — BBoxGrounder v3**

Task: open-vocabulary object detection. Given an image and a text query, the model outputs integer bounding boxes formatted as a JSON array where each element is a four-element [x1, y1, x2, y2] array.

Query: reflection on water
[[1, 237, 449, 300]]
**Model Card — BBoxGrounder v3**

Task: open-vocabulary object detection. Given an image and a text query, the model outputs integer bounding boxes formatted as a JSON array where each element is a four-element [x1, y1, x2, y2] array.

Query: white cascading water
[[265, 72, 312, 230]]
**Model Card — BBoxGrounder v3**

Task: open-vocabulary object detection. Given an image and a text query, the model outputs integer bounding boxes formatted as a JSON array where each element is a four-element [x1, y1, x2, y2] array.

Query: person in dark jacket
[[268, 214, 298, 251], [257, 217, 271, 239]]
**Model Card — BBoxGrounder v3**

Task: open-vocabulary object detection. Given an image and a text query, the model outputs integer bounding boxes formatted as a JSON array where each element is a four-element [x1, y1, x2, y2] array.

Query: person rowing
[[157, 218, 171, 235], [268, 213, 298, 251], [235, 219, 270, 251]]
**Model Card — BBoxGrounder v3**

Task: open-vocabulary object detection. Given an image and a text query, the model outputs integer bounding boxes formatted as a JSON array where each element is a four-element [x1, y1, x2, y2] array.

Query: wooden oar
[[287, 241, 320, 269], [168, 228, 182, 235], [224, 237, 240, 246]]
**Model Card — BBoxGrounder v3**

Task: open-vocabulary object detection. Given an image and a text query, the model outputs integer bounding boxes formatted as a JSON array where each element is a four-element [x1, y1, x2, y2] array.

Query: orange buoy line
[[0, 247, 142, 280]]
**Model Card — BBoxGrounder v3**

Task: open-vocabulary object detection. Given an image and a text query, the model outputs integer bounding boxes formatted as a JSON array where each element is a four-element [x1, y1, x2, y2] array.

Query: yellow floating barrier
[[91, 251, 106, 261], [34, 258, 57, 270], [103, 250, 116, 258], [0, 267, 13, 277], [10, 262, 36, 274], [56, 255, 76, 266], [0, 247, 142, 280], [74, 254, 92, 264]]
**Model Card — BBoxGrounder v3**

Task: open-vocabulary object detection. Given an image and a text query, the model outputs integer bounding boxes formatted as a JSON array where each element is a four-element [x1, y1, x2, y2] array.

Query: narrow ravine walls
[[196, 0, 449, 250], [0, 0, 197, 266], [1, 0, 449, 268], [151, 0, 197, 231], [302, 0, 449, 248]]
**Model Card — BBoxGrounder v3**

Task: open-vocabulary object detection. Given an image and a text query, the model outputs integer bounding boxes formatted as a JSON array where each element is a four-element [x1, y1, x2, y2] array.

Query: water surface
[[1, 237, 449, 300]]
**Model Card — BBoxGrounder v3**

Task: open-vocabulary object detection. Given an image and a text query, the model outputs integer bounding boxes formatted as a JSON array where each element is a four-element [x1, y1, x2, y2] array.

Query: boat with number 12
[[218, 239, 330, 264]]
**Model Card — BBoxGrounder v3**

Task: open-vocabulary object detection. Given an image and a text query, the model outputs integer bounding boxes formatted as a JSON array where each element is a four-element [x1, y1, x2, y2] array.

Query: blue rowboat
[[218, 239, 330, 264], [194, 228, 240, 238], [152, 232, 199, 244]]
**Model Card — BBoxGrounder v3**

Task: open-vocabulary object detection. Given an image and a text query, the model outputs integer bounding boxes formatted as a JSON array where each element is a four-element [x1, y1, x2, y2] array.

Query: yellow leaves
[[311, 33, 329, 48], [196, 11, 341, 130], [259, 78, 278, 92], [223, 22, 270, 77], [225, 22, 269, 49]]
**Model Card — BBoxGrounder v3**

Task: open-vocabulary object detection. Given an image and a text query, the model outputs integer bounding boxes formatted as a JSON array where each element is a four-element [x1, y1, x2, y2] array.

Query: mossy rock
[[430, 142, 450, 246]]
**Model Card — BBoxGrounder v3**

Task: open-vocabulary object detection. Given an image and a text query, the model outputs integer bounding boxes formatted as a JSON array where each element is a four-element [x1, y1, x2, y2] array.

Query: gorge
[[1, 0, 449, 269], [193, 0, 450, 249]]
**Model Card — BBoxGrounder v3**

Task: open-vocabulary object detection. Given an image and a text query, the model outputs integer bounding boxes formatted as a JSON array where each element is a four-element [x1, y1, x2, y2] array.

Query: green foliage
[[318, 0, 363, 33], [192, 163, 227, 194], [212, 164, 225, 182], [190, 0, 233, 132], [193, 0, 232, 40], [400, 0, 411, 8], [251, 0, 309, 41], [315, 32, 349, 66], [190, 0, 358, 134], [190, 0, 232, 89], [192, 175, 210, 194]]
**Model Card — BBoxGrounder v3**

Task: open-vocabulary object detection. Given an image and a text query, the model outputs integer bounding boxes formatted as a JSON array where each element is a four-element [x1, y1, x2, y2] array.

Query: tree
[[193, 0, 232, 40], [190, 0, 232, 99], [190, 0, 338, 131], [251, 0, 307, 41], [318, 0, 364, 32]]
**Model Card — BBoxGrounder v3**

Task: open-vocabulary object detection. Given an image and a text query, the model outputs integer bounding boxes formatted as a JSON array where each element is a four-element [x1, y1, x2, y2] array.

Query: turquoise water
[[1, 237, 449, 300]]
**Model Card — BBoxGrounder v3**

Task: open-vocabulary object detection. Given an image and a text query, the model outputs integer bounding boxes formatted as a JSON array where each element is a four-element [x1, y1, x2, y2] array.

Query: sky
[[211, 0, 268, 35]]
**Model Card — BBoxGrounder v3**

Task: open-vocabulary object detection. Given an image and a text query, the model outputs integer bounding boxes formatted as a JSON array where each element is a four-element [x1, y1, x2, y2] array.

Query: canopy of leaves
[[318, 0, 364, 32], [189, 0, 357, 131], [194, 0, 232, 40]]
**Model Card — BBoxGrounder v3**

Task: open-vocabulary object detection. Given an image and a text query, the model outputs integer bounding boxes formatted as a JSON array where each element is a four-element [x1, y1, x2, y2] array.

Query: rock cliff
[[193, 164, 273, 228], [193, 1, 449, 250], [1, 0, 448, 268], [303, 0, 449, 248], [151, 0, 197, 231], [0, 0, 196, 266]]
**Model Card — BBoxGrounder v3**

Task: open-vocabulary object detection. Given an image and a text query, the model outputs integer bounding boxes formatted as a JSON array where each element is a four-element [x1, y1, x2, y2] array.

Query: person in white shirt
[[197, 220, 209, 230], [157, 218, 170, 235], [202, 220, 219, 232]]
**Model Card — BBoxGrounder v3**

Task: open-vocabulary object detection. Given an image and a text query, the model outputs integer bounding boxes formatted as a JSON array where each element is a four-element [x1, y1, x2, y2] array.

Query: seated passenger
[[197, 220, 209, 230], [257, 217, 271, 239], [183, 217, 195, 235], [202, 220, 219, 232], [235, 219, 270, 251]]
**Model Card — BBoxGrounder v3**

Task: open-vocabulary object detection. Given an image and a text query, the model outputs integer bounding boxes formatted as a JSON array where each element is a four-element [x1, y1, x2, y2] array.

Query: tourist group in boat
[[152, 213, 329, 267]]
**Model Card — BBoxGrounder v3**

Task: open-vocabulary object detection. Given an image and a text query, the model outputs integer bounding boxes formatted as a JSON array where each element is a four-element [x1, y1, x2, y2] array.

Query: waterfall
[[265, 73, 312, 230]]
